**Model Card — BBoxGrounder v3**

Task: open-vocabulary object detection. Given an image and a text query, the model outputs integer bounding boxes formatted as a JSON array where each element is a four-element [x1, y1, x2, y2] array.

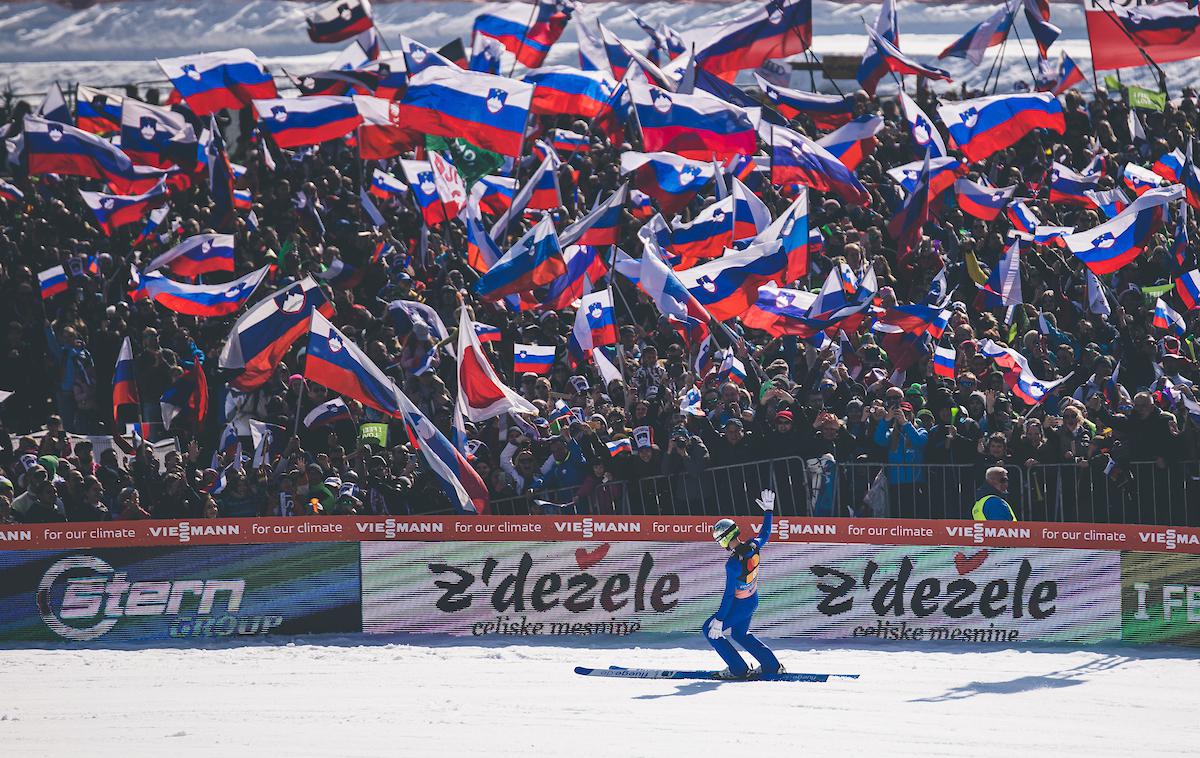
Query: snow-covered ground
[[0, 0, 1182, 99], [1, 635, 1197, 756]]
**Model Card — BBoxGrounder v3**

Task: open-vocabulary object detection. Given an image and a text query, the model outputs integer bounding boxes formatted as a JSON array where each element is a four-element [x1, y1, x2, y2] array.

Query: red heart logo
[[575, 543, 610, 570], [954, 549, 988, 575]]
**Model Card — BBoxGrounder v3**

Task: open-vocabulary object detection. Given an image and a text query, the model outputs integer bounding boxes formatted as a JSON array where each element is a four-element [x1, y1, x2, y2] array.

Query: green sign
[[425, 135, 503, 189], [1121, 551, 1200, 646], [359, 423, 389, 448], [1127, 85, 1166, 112], [1141, 282, 1175, 298]]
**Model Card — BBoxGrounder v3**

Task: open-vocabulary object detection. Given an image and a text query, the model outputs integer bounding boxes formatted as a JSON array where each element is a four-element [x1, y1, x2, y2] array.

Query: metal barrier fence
[[486, 457, 1200, 526]]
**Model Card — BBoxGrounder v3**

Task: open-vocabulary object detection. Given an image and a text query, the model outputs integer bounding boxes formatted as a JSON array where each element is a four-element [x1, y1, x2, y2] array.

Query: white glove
[[756, 489, 776, 512], [706, 620, 725, 640]]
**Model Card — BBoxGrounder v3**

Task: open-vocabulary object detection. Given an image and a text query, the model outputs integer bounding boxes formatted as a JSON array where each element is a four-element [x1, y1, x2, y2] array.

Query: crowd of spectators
[[0, 71, 1198, 528]]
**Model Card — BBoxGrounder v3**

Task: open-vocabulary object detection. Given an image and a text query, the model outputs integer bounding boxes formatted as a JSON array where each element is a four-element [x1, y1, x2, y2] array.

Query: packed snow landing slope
[[0, 637, 1196, 757]]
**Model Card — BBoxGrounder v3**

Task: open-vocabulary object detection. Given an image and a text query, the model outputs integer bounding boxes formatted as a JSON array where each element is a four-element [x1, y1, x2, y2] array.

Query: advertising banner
[[1, 516, 1197, 555], [361, 542, 1122, 645], [1121, 551, 1200, 646], [0, 543, 361, 644]]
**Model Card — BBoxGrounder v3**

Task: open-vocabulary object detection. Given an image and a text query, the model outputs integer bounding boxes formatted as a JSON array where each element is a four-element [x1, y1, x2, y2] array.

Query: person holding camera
[[872, 387, 929, 518]]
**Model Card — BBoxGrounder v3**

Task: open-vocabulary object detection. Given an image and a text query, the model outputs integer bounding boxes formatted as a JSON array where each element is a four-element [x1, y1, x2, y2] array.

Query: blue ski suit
[[704, 510, 781, 676]]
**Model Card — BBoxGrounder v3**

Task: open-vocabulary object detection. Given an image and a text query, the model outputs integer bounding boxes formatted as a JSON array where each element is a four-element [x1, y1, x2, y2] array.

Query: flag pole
[[292, 378, 307, 436], [1007, 20, 1040, 85], [507, 2, 542, 78]]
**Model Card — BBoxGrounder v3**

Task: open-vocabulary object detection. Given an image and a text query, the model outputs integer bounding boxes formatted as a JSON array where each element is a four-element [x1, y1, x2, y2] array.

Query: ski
[[574, 666, 858, 683]]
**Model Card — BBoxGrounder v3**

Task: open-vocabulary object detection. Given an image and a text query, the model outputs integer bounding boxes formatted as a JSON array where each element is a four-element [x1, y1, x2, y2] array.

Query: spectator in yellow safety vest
[[972, 467, 1016, 521]]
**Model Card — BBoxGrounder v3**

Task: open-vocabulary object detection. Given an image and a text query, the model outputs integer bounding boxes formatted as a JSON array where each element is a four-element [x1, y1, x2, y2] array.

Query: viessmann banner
[[360, 542, 1123, 645], [0, 544, 361, 643]]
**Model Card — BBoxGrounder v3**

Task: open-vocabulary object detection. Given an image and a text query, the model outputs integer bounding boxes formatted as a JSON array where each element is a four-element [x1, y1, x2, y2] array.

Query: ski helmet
[[712, 518, 739, 548]]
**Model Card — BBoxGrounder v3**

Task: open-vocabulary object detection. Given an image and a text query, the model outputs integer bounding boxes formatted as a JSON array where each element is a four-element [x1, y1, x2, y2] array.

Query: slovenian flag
[[1175, 269, 1200, 310], [144, 233, 235, 277], [307, 0, 374, 43], [620, 151, 715, 216], [160, 361, 208, 430], [694, 0, 812, 75], [513, 343, 556, 375], [0, 178, 23, 204], [887, 156, 966, 198], [933, 344, 957, 378], [397, 66, 534, 157], [305, 309, 402, 415], [524, 66, 617, 119], [938, 92, 1065, 163], [754, 74, 854, 130], [473, 0, 573, 68], [135, 265, 270, 317], [474, 215, 567, 300], [1153, 148, 1186, 183], [606, 438, 633, 457], [1064, 186, 1179, 274], [768, 124, 869, 206], [678, 243, 789, 322], [815, 115, 884, 171], [955, 178, 1015, 221], [75, 85, 123, 135], [157, 49, 277, 116], [899, 91, 947, 159], [630, 80, 757, 161], [887, 150, 932, 263], [1153, 297, 1187, 336], [370, 169, 408, 200], [304, 398, 353, 428], [571, 289, 618, 358], [112, 336, 139, 426], [252, 96, 362, 149], [741, 285, 824, 337]]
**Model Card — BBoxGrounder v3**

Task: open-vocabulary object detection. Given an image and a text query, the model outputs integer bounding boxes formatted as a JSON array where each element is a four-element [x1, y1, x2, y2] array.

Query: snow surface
[[1, 635, 1198, 756], [0, 0, 1183, 99]]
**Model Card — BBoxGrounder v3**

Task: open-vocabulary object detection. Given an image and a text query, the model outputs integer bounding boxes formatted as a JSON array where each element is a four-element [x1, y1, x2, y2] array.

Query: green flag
[[1127, 85, 1166, 112], [358, 423, 389, 449], [1103, 75, 1122, 92], [426, 135, 503, 189]]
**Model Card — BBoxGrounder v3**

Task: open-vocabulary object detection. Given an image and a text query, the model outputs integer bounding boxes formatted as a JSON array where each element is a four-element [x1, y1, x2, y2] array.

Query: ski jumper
[[705, 510, 781, 676]]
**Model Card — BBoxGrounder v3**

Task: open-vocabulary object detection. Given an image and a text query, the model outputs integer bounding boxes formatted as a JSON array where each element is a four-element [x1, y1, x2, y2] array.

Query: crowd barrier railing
[[1020, 460, 1200, 526]]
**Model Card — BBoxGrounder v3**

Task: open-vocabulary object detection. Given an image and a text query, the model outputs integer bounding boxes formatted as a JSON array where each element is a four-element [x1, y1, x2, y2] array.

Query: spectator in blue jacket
[[873, 388, 929, 518]]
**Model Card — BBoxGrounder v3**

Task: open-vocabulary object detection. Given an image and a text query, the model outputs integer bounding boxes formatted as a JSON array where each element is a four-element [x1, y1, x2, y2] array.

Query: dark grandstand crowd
[[0, 78, 1198, 527]]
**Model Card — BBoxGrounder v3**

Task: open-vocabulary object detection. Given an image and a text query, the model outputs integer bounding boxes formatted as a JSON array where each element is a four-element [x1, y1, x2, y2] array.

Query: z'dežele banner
[[360, 542, 1123, 645]]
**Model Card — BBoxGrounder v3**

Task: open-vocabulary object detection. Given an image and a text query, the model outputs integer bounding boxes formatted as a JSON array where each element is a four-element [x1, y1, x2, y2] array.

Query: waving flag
[[753, 75, 853, 129], [571, 289, 618, 359], [527, 155, 562, 211], [741, 285, 822, 336], [955, 178, 1015, 221], [545, 244, 605, 310], [620, 151, 714, 215], [1176, 269, 1200, 310], [635, 237, 713, 337], [933, 344, 957, 379], [864, 23, 952, 84], [120, 98, 197, 169], [305, 310, 401, 415], [1024, 0, 1061, 57], [524, 66, 617, 119], [1153, 149, 1186, 184], [938, 6, 1013, 65], [472, 175, 516, 216], [157, 49, 276, 116], [560, 183, 627, 247], [24, 116, 164, 191], [753, 187, 810, 282], [888, 151, 932, 262], [513, 343, 556, 375], [398, 67, 534, 157], [38, 265, 68, 300], [1185, 142, 1200, 211], [315, 257, 364, 290], [939, 93, 1065, 163], [399, 159, 452, 227], [815, 115, 883, 171], [768, 124, 869, 205], [160, 362, 208, 431], [0, 179, 23, 204], [475, 215, 566, 299], [470, 35, 505, 75], [305, 398, 353, 428], [899, 91, 946, 159], [1085, 188, 1131, 219], [671, 196, 737, 267], [679, 243, 788, 321], [112, 336, 139, 427], [456, 306, 537, 422], [36, 82, 72, 126], [1116, 2, 1200, 46], [252, 96, 362, 149], [1152, 297, 1187, 336], [1039, 53, 1085, 96], [1170, 204, 1193, 273], [136, 266, 269, 317], [630, 81, 755, 161], [694, 0, 812, 75], [75, 86, 123, 135], [1124, 163, 1165, 196], [1064, 186, 1180, 274], [463, 199, 505, 274], [354, 95, 420, 160], [370, 168, 408, 200], [400, 35, 456, 76], [429, 150, 468, 219], [551, 128, 590, 154], [978, 339, 1072, 405], [307, 0, 374, 43], [473, 0, 572, 68], [1033, 225, 1072, 246], [400, 388, 489, 514], [857, 0, 899, 96], [490, 153, 559, 240], [80, 181, 168, 236], [979, 240, 1023, 308], [145, 233, 235, 277], [1048, 161, 1099, 207]]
